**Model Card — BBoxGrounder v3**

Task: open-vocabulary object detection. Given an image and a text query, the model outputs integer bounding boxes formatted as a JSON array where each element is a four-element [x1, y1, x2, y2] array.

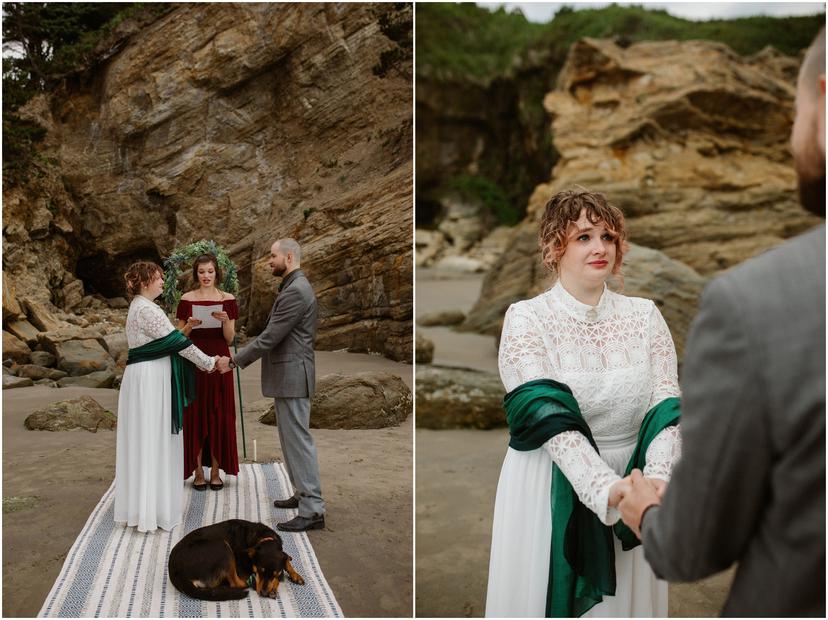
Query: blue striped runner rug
[[38, 463, 343, 618]]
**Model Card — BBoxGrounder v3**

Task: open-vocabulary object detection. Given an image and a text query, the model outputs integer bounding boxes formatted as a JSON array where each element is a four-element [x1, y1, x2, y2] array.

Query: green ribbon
[[503, 379, 680, 617], [126, 330, 197, 434]]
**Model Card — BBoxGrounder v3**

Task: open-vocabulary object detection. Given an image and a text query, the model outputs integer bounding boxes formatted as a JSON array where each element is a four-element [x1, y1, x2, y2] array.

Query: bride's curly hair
[[124, 261, 163, 297], [539, 188, 629, 277]]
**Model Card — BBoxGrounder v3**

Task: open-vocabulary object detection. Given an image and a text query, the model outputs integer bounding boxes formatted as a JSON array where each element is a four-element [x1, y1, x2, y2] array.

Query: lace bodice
[[498, 281, 682, 523], [126, 296, 215, 371]]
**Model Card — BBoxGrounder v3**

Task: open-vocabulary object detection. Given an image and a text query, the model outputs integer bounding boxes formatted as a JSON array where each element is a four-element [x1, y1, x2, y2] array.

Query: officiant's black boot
[[277, 514, 325, 532]]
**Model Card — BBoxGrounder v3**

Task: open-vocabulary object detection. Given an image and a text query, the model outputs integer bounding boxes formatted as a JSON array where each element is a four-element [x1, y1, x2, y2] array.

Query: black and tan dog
[[168, 519, 305, 601]]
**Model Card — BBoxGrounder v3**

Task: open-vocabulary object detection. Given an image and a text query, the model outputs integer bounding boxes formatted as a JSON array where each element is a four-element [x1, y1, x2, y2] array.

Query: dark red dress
[[176, 297, 240, 478]]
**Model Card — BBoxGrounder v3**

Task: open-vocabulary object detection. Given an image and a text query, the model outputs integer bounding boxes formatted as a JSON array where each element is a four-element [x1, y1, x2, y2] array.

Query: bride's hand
[[186, 317, 202, 329], [608, 477, 632, 508]]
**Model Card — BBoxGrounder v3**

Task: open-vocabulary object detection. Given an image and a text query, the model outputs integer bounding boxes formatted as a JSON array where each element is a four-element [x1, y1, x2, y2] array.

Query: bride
[[115, 261, 224, 533], [485, 189, 682, 617]]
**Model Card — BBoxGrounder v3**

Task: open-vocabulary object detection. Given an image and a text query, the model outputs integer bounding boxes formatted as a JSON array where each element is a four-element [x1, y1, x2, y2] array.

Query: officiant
[[177, 253, 240, 491]]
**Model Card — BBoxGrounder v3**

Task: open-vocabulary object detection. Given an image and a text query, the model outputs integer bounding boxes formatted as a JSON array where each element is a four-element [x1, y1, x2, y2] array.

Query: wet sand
[[415, 268, 734, 617], [3, 351, 412, 618]]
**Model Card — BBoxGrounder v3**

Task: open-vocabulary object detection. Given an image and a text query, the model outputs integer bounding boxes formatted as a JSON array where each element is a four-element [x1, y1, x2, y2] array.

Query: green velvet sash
[[126, 330, 197, 434], [503, 378, 680, 617]]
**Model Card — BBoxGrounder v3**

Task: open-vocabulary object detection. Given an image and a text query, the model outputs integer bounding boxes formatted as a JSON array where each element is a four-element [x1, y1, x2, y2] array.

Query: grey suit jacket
[[235, 269, 317, 398], [641, 225, 825, 617]]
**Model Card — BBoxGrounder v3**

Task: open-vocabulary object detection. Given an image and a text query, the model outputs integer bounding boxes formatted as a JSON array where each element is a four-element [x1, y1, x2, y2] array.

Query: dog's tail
[[169, 571, 249, 601]]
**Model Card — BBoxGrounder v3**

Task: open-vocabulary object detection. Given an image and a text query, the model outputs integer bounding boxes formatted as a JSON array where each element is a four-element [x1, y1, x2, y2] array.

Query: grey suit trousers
[[275, 397, 325, 518]]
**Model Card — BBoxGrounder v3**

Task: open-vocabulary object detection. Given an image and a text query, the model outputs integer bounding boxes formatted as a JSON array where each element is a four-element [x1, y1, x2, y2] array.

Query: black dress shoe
[[277, 514, 325, 532], [273, 496, 299, 509]]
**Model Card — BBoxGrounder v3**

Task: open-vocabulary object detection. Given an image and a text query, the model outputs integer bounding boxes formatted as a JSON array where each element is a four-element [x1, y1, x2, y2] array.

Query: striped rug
[[38, 463, 343, 618]]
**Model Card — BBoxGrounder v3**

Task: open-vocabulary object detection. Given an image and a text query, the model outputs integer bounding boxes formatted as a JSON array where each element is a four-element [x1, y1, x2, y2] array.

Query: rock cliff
[[462, 38, 822, 354], [3, 3, 413, 361]]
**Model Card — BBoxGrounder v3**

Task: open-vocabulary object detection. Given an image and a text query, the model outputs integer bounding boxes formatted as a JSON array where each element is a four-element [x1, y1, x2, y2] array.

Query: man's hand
[[619, 469, 662, 539], [216, 356, 231, 374]]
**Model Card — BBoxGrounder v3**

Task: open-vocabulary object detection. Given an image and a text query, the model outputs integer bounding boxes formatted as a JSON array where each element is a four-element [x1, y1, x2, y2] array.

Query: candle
[[253, 439, 257, 463]]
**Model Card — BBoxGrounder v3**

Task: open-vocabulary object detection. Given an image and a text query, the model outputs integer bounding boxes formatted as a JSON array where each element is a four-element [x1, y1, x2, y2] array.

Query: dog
[[168, 519, 305, 601]]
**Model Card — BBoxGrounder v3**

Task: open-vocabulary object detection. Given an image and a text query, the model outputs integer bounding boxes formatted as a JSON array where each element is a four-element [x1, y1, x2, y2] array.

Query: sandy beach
[[415, 268, 734, 617], [3, 351, 413, 618]]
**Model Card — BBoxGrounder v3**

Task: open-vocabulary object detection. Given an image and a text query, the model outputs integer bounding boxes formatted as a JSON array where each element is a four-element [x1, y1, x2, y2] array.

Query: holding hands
[[612, 469, 666, 538], [216, 356, 233, 374], [208, 356, 233, 374]]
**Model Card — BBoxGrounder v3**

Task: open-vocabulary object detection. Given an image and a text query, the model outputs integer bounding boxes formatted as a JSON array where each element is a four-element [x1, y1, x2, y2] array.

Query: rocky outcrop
[[416, 225, 514, 272], [15, 365, 68, 381], [534, 38, 820, 275], [3, 375, 34, 390], [461, 38, 822, 357], [3, 331, 31, 364], [415, 365, 506, 429], [418, 310, 466, 327], [24, 395, 117, 431], [4, 3, 412, 362], [416, 63, 557, 231], [259, 371, 412, 429], [56, 370, 116, 389], [415, 333, 434, 364]]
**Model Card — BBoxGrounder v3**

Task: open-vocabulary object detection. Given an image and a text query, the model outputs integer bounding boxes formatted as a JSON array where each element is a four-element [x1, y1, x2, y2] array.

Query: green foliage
[[416, 3, 544, 81], [416, 3, 825, 82], [162, 240, 240, 312], [2, 3, 168, 187], [443, 175, 520, 226], [373, 3, 412, 77]]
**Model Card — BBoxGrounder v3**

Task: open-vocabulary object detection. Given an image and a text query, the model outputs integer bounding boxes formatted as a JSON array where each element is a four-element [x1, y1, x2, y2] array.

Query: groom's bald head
[[791, 27, 825, 216]]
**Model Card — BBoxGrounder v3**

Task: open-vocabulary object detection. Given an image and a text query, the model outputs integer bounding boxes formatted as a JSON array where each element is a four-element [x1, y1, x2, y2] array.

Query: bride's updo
[[539, 188, 628, 276], [124, 261, 163, 297]]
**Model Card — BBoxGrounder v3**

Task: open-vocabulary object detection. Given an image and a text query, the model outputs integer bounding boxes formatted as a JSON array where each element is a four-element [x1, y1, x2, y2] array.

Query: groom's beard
[[798, 174, 826, 218], [271, 263, 287, 277]]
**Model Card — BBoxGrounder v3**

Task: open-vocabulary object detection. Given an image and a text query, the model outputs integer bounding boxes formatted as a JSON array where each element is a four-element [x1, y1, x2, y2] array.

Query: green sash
[[503, 378, 680, 617], [613, 396, 681, 549], [126, 330, 197, 434]]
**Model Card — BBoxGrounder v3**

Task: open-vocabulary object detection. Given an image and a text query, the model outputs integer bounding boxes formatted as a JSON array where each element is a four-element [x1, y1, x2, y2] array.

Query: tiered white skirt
[[114, 357, 184, 532], [485, 434, 667, 617]]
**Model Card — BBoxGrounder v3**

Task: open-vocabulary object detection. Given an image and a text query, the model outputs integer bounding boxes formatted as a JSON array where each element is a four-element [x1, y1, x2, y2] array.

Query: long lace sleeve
[[647, 302, 680, 409], [644, 425, 682, 481], [498, 303, 621, 524], [136, 304, 215, 371], [643, 302, 682, 481], [544, 433, 622, 525], [497, 303, 555, 391]]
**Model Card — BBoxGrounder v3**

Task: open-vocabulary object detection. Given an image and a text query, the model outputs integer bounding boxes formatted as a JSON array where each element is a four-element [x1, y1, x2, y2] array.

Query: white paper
[[191, 304, 223, 329]]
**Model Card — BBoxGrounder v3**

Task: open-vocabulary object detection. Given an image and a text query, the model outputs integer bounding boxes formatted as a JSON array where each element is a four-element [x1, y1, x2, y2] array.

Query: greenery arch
[[161, 239, 239, 311]]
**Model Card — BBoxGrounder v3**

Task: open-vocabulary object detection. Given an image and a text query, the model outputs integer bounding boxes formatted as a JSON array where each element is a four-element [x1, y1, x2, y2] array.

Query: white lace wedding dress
[[485, 281, 682, 617], [114, 295, 215, 532]]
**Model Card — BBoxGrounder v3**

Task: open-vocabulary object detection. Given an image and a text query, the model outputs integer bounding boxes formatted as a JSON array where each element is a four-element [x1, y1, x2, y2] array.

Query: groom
[[222, 238, 325, 532], [618, 28, 825, 616]]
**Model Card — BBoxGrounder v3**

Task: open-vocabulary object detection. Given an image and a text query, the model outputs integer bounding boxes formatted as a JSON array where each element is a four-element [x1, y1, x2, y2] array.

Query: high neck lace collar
[[550, 280, 610, 323]]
